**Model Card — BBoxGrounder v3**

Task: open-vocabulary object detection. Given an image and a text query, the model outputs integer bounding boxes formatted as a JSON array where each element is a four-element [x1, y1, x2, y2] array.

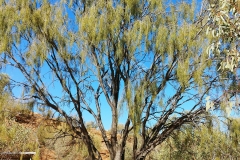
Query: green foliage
[[207, 0, 239, 73], [0, 94, 38, 153], [204, 0, 240, 116], [151, 121, 240, 160], [0, 73, 9, 95], [0, 73, 39, 155], [228, 118, 240, 148], [0, 0, 234, 159], [0, 121, 38, 152], [37, 123, 56, 146]]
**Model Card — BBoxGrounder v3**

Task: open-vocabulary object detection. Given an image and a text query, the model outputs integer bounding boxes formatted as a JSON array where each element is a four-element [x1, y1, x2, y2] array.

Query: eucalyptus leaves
[[205, 0, 240, 115], [207, 0, 240, 72]]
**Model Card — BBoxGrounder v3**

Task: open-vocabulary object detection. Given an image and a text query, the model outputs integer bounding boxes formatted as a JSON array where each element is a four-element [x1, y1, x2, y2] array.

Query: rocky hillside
[[13, 112, 112, 160]]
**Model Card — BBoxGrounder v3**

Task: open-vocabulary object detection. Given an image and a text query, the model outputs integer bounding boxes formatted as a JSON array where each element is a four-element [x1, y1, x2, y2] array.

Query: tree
[[0, 0, 218, 159], [205, 0, 240, 115]]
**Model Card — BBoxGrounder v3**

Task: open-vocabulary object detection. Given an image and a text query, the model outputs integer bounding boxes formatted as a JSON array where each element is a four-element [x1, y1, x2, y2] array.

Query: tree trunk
[[110, 104, 118, 159], [114, 149, 121, 160], [114, 146, 125, 160], [132, 136, 138, 159]]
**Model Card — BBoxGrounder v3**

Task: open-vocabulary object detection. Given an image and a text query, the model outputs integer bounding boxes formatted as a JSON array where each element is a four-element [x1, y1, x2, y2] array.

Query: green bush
[[0, 83, 39, 154]]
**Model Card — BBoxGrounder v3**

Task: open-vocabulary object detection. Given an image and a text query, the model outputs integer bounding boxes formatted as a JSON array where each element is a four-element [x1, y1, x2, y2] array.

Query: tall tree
[[0, 0, 218, 159]]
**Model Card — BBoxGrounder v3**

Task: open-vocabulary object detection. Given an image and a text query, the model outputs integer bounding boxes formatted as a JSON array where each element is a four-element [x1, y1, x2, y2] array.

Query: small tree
[[0, 0, 221, 159]]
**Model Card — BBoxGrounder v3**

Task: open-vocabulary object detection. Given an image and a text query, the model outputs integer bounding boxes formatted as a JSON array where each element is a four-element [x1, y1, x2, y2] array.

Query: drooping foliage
[[0, 0, 227, 159]]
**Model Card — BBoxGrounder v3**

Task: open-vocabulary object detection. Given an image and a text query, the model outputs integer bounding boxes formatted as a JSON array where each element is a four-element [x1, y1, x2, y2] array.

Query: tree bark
[[114, 148, 121, 160]]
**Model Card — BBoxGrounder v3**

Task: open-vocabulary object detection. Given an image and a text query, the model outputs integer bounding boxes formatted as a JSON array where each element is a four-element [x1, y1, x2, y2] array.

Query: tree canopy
[[0, 0, 238, 159]]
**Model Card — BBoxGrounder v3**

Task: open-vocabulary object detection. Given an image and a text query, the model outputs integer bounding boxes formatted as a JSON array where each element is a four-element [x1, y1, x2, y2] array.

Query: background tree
[[0, 0, 221, 159], [205, 0, 240, 114], [151, 117, 240, 160], [206, 0, 239, 71]]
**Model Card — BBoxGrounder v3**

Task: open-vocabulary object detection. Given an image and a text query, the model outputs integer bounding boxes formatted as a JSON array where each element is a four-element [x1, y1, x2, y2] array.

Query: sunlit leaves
[[206, 0, 240, 72], [205, 96, 214, 111], [156, 26, 168, 54], [205, 0, 240, 118], [126, 81, 144, 134], [177, 59, 190, 87]]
